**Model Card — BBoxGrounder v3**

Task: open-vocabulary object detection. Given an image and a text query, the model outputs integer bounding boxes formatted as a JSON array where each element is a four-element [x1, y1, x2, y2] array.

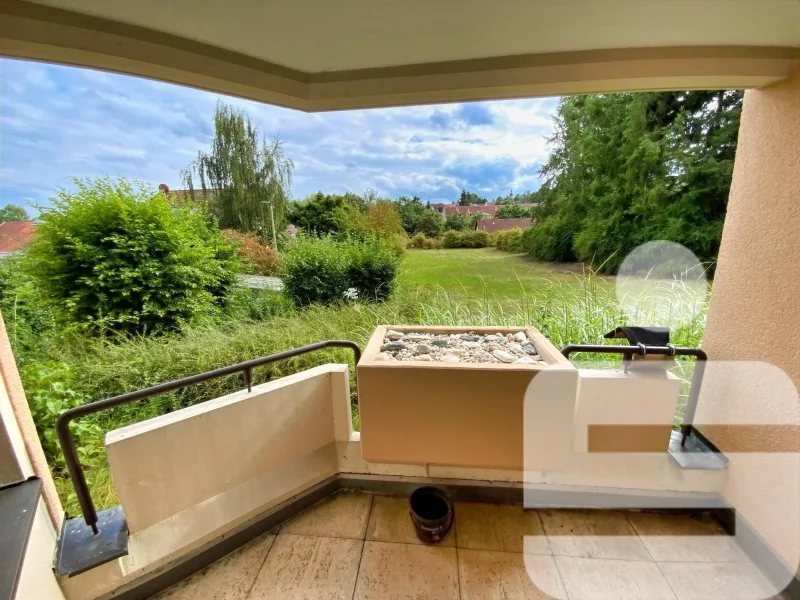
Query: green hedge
[[441, 229, 492, 248], [494, 228, 524, 252], [281, 236, 401, 306]]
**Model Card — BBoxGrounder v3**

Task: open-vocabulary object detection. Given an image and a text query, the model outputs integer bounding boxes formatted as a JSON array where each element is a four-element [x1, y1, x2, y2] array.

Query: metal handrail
[[560, 343, 707, 449], [56, 340, 361, 534]]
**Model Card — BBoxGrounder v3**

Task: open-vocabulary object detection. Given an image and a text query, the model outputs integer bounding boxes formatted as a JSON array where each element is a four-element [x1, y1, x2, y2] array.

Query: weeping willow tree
[[182, 102, 294, 241]]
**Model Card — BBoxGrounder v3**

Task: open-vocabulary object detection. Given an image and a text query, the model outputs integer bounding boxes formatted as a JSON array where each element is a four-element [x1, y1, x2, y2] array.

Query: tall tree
[[394, 195, 429, 234], [182, 102, 294, 242], [524, 90, 743, 272], [0, 204, 29, 221]]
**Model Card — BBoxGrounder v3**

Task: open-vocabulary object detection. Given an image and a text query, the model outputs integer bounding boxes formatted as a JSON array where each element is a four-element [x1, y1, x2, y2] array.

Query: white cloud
[[0, 58, 557, 212]]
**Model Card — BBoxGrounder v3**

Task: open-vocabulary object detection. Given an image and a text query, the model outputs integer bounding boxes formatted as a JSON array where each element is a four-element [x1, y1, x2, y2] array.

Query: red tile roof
[[475, 218, 532, 233], [0, 221, 36, 253], [158, 184, 213, 207], [431, 203, 539, 218]]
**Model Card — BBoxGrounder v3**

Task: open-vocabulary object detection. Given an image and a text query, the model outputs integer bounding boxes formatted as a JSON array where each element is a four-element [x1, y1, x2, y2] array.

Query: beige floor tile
[[366, 495, 455, 546], [248, 533, 362, 600], [658, 561, 782, 600], [556, 556, 677, 600], [458, 548, 567, 600], [539, 510, 651, 561], [280, 491, 373, 539], [154, 533, 274, 599], [353, 540, 459, 600], [627, 512, 749, 562], [455, 502, 549, 554]]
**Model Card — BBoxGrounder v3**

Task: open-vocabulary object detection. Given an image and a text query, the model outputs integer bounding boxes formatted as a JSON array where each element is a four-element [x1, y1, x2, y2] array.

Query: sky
[[0, 58, 558, 214]]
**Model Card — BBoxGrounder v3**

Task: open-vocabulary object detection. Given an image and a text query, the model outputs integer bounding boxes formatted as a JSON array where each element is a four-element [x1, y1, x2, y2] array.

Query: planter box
[[356, 325, 577, 470]]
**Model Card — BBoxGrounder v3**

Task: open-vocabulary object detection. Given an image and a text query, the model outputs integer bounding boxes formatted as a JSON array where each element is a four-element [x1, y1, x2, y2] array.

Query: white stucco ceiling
[[26, 0, 800, 72]]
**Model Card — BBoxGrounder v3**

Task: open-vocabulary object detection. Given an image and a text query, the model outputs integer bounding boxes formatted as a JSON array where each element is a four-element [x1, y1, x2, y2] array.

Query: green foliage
[[408, 233, 442, 249], [520, 213, 578, 262], [281, 236, 401, 306], [0, 203, 29, 221], [444, 213, 477, 231], [527, 91, 743, 272], [493, 228, 524, 252], [23, 177, 241, 334], [182, 102, 293, 240], [218, 288, 293, 322], [494, 188, 550, 205], [413, 210, 444, 238], [365, 199, 405, 239], [394, 195, 430, 235], [441, 230, 492, 248], [222, 229, 280, 275], [0, 257, 59, 355], [346, 238, 401, 302], [20, 361, 103, 470], [289, 192, 365, 237], [495, 205, 534, 219], [280, 236, 350, 306]]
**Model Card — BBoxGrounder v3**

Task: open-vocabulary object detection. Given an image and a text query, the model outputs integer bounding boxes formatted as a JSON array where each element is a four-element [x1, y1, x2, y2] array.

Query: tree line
[[523, 90, 743, 272]]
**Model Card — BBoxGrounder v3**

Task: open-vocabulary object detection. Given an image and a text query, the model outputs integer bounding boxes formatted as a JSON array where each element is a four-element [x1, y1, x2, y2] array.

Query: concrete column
[[699, 68, 800, 570]]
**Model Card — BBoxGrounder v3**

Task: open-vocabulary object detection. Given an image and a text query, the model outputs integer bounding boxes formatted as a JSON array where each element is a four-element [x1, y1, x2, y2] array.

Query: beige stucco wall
[[698, 67, 800, 571], [106, 364, 344, 533]]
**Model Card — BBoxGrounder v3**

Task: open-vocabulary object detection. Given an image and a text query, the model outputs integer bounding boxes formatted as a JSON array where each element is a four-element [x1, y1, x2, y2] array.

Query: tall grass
[[45, 272, 708, 515]]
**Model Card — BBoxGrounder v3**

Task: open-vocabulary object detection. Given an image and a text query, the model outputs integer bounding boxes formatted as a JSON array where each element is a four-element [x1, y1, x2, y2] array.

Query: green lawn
[[400, 248, 612, 304]]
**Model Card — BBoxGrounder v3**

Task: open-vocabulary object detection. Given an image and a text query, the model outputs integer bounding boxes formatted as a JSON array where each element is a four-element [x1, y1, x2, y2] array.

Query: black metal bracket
[[56, 506, 128, 577], [560, 343, 707, 449], [55, 340, 361, 538]]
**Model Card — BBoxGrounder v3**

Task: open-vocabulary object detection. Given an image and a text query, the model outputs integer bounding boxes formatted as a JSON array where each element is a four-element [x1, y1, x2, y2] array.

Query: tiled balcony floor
[[155, 492, 782, 600]]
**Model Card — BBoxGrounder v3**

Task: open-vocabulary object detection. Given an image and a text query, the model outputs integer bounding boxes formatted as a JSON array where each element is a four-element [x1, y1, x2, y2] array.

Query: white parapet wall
[[106, 364, 346, 533], [63, 361, 726, 599]]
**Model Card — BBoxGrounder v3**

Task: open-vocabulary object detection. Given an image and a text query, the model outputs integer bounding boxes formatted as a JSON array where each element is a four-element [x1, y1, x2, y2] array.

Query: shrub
[[441, 229, 492, 248], [24, 177, 241, 334], [494, 228, 524, 252], [408, 233, 442, 249], [282, 236, 401, 306], [346, 238, 401, 302], [408, 232, 427, 248], [281, 236, 350, 306], [444, 213, 476, 231], [413, 211, 444, 238], [223, 230, 280, 275]]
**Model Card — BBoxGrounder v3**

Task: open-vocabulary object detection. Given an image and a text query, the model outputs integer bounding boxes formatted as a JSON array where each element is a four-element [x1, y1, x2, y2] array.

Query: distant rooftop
[[476, 218, 532, 233], [0, 220, 36, 254]]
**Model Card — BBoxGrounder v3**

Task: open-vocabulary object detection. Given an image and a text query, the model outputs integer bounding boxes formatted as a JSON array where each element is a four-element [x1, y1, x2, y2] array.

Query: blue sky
[[0, 58, 558, 214]]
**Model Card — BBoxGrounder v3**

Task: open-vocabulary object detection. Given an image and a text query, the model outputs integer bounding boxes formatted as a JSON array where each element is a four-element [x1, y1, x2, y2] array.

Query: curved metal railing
[[56, 340, 361, 534]]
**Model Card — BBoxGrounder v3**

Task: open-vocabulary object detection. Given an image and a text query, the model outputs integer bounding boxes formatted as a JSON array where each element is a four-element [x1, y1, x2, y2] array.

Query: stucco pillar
[[698, 68, 800, 571]]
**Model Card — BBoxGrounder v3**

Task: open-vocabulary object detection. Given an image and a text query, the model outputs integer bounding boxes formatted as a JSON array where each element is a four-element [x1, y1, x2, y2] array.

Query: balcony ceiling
[[2, 0, 800, 110]]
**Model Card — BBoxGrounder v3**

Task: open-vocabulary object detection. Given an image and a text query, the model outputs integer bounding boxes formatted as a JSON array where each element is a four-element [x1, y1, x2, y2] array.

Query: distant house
[[431, 203, 538, 218], [158, 183, 213, 208], [0, 220, 36, 257], [475, 218, 533, 233]]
